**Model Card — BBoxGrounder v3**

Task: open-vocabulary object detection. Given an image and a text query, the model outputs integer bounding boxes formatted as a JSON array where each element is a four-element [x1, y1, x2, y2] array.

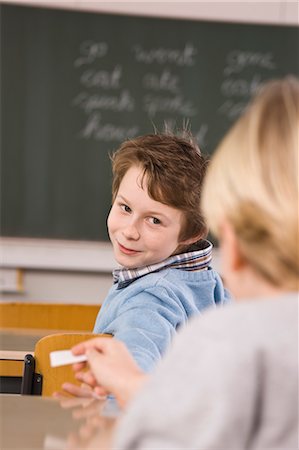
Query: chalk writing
[[132, 43, 197, 66], [74, 40, 108, 67], [73, 38, 200, 143], [143, 70, 180, 94], [218, 100, 248, 119], [73, 91, 135, 114], [143, 94, 197, 118], [224, 50, 276, 76], [79, 113, 139, 142], [73, 42, 139, 143], [221, 74, 262, 97], [219, 50, 276, 120], [80, 65, 122, 89], [137, 45, 198, 122]]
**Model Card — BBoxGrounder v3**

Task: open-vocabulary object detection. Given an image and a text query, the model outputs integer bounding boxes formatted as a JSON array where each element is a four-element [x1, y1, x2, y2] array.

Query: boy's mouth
[[117, 242, 141, 255]]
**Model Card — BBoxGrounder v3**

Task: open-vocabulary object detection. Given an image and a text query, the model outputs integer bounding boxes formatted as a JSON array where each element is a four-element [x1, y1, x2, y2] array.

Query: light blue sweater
[[93, 267, 230, 372]]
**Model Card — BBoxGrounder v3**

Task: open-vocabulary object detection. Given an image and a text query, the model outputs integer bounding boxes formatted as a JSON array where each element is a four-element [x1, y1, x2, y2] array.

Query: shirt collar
[[113, 239, 213, 290]]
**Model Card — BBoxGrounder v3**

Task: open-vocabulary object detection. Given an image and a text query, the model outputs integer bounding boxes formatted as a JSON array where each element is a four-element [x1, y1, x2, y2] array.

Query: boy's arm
[[94, 287, 186, 372], [58, 287, 183, 398]]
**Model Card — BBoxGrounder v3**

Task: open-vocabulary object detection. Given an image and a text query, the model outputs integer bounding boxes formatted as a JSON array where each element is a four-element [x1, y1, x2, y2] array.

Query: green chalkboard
[[1, 4, 298, 241]]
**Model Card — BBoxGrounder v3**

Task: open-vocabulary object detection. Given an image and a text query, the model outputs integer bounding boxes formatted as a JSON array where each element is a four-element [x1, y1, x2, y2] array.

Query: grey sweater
[[114, 293, 298, 450]]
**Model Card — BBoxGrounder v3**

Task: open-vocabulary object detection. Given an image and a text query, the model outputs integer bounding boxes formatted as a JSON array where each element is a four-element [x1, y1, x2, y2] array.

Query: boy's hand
[[71, 337, 148, 408]]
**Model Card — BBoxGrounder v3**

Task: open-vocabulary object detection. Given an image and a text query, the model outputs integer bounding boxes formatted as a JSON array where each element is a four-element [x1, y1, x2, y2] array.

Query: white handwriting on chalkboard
[[219, 74, 263, 119], [72, 39, 200, 144], [143, 94, 197, 118], [218, 100, 248, 119], [224, 50, 275, 76], [80, 65, 122, 89], [132, 43, 197, 66], [73, 90, 135, 114], [221, 74, 263, 97], [79, 112, 139, 142], [143, 70, 180, 93], [219, 49, 276, 120], [74, 41, 108, 67]]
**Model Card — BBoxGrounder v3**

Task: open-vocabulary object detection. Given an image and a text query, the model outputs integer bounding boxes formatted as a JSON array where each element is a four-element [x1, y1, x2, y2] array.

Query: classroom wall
[[1, 0, 297, 304], [3, 0, 298, 25]]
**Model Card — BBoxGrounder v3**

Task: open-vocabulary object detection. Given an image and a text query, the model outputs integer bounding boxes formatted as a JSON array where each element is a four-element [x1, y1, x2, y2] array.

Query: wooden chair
[[21, 333, 111, 396]]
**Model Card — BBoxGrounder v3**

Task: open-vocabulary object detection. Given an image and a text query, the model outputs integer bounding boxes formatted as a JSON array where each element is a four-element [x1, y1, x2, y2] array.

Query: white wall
[[2, 0, 298, 25], [1, 239, 116, 303], [1, 0, 297, 303]]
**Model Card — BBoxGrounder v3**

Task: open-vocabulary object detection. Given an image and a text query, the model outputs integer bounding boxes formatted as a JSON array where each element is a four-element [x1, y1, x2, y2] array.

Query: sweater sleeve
[[99, 287, 187, 373]]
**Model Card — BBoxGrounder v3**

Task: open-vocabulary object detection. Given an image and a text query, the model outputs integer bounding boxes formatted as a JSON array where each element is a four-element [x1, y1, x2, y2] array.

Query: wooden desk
[[0, 327, 75, 351], [0, 394, 118, 449], [0, 350, 33, 394], [0, 327, 44, 394], [0, 350, 31, 376]]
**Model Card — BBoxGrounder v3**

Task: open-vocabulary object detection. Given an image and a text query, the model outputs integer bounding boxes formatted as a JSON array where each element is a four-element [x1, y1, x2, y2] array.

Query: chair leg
[[21, 354, 35, 395]]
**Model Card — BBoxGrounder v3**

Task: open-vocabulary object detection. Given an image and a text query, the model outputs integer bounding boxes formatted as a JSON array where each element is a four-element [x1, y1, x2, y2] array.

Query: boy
[[61, 132, 229, 398], [91, 132, 229, 373]]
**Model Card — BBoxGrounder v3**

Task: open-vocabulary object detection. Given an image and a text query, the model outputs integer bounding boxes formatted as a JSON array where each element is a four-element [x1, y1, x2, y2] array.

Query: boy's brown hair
[[111, 132, 209, 243]]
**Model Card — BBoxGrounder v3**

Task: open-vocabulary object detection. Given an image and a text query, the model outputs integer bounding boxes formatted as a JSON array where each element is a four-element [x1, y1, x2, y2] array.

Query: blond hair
[[202, 76, 299, 289]]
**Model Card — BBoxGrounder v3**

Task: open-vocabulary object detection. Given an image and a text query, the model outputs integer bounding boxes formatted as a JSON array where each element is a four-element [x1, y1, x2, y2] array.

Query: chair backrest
[[0, 302, 100, 331], [21, 333, 111, 396]]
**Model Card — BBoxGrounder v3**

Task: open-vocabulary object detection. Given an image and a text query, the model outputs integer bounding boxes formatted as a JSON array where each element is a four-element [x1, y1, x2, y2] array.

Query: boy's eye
[[149, 217, 161, 225], [120, 204, 131, 213]]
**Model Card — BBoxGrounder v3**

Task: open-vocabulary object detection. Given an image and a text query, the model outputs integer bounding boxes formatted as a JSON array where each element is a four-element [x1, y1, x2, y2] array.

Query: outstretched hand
[[71, 337, 148, 408]]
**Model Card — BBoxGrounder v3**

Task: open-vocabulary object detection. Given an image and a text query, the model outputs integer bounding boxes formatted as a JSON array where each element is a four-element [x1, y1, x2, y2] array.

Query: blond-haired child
[[71, 77, 299, 449]]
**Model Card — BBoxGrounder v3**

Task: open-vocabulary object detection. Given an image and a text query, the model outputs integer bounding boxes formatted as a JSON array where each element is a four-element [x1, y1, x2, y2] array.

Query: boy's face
[[107, 165, 186, 269]]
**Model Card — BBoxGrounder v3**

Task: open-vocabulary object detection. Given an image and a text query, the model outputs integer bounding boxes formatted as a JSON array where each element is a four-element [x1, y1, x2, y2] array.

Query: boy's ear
[[179, 233, 204, 247]]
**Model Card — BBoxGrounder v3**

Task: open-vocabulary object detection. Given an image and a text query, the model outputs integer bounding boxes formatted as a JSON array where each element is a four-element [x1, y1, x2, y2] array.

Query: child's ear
[[179, 233, 203, 247], [220, 220, 246, 271]]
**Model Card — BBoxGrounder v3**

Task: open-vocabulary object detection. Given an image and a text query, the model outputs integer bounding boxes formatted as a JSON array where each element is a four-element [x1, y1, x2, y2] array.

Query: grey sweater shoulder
[[115, 292, 299, 450]]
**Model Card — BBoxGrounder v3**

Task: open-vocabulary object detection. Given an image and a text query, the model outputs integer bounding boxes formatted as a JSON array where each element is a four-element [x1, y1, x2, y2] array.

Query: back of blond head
[[202, 76, 299, 290]]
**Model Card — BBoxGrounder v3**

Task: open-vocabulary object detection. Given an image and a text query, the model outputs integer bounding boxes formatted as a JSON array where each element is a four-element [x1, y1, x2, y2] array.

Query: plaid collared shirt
[[113, 240, 213, 289]]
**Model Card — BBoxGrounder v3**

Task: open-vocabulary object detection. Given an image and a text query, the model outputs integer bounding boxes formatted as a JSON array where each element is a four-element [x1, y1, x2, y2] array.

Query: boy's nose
[[123, 222, 140, 240]]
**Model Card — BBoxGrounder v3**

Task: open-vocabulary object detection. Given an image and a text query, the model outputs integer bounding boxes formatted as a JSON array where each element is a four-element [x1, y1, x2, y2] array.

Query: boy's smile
[[117, 241, 141, 256], [107, 165, 186, 269]]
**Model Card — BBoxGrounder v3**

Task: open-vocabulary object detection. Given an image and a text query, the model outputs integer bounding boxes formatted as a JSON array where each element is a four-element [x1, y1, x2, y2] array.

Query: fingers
[[71, 338, 118, 372], [61, 382, 94, 398], [71, 338, 121, 374], [72, 337, 119, 356], [85, 348, 116, 395], [94, 385, 108, 398], [75, 370, 98, 389], [71, 341, 86, 355], [72, 361, 87, 372], [70, 338, 133, 402], [86, 348, 104, 380]]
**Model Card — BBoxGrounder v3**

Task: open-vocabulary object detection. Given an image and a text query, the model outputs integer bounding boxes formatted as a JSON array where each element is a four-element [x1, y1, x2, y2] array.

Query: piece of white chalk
[[50, 350, 88, 367]]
